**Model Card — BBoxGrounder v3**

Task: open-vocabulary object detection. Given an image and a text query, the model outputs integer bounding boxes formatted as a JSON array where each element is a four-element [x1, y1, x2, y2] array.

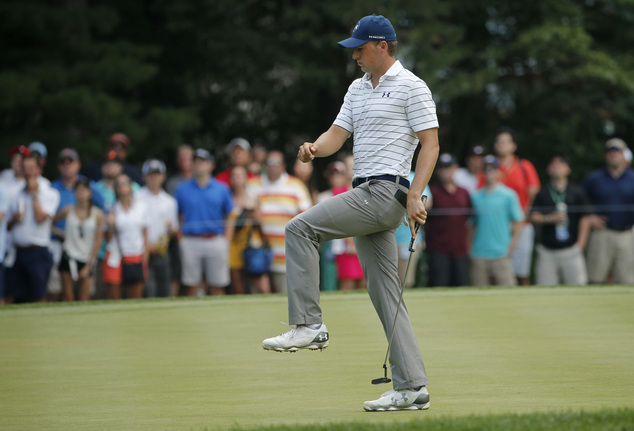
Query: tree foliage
[[1, 0, 633, 182]]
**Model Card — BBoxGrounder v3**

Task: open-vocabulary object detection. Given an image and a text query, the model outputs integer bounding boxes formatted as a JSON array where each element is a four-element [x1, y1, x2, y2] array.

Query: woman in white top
[[103, 174, 149, 300], [54, 178, 104, 301]]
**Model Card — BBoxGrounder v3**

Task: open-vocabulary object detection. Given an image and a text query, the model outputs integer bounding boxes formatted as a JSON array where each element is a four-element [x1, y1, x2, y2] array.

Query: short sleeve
[[332, 81, 356, 133], [406, 79, 439, 133]]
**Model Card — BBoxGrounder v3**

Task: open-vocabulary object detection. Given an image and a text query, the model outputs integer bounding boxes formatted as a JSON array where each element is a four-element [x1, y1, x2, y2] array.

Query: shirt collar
[[362, 60, 403, 85], [192, 176, 215, 189], [264, 172, 288, 186]]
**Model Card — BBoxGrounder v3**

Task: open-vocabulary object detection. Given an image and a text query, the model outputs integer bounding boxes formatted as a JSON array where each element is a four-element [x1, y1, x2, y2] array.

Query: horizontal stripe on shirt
[[333, 60, 439, 180]]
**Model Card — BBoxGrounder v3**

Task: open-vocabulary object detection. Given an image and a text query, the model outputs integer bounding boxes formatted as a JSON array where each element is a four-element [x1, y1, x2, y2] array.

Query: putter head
[[372, 363, 391, 385]]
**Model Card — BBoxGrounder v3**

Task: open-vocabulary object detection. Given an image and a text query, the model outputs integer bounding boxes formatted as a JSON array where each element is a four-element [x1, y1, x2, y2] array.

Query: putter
[[372, 195, 428, 385]]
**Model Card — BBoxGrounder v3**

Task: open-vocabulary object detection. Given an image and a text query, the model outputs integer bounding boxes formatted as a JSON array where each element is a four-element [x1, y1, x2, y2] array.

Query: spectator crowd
[[1, 128, 633, 304]]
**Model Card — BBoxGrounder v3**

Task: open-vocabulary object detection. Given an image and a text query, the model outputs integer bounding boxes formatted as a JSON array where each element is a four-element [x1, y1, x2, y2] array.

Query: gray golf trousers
[[285, 178, 428, 390]]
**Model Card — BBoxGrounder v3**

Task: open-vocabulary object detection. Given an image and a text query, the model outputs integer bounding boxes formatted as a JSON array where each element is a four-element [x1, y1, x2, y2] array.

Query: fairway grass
[[1, 286, 633, 430]]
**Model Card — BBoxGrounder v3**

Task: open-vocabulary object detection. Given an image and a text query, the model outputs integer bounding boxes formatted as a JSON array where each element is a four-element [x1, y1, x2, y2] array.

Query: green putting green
[[1, 286, 632, 430]]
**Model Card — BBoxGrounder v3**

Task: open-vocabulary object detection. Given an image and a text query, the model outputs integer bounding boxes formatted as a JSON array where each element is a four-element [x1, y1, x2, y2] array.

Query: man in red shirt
[[426, 153, 472, 286], [215, 137, 259, 186], [479, 128, 540, 285]]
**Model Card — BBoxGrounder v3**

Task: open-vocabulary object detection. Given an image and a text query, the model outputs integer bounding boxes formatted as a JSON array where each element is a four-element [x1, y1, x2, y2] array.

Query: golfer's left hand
[[407, 196, 427, 237]]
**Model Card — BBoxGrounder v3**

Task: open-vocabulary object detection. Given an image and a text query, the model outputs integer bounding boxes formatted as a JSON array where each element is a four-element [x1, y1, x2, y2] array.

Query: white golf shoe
[[363, 386, 430, 412], [262, 323, 329, 352]]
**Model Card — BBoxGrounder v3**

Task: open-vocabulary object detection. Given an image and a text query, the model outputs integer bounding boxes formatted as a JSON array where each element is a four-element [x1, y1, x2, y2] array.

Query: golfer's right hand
[[298, 142, 318, 162], [407, 195, 428, 237]]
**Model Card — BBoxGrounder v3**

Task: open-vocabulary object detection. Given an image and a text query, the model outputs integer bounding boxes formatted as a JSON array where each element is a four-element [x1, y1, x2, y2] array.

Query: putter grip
[[408, 195, 428, 252]]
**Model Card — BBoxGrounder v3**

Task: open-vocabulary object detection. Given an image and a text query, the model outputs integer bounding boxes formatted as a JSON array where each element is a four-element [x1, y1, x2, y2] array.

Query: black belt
[[608, 226, 633, 232], [16, 245, 46, 251], [352, 175, 410, 189], [184, 233, 219, 238]]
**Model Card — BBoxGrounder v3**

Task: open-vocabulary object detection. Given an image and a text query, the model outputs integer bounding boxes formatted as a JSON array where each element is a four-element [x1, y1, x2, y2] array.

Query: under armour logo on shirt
[[382, 92, 391, 97]]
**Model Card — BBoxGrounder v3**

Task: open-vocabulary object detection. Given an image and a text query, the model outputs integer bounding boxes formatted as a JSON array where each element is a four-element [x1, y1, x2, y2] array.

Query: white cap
[[142, 159, 166, 175], [228, 137, 251, 152]]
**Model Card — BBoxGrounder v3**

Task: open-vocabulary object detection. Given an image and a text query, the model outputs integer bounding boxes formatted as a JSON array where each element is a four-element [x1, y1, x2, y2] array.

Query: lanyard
[[548, 184, 567, 205]]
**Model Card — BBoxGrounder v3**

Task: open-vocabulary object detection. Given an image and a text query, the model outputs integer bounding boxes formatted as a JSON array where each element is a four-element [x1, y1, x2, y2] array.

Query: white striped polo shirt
[[333, 60, 438, 180]]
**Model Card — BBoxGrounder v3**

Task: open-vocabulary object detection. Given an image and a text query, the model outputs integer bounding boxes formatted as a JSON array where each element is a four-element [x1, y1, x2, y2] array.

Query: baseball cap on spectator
[[605, 138, 627, 152], [104, 150, 122, 163], [194, 148, 214, 162], [109, 133, 130, 148], [469, 145, 487, 156], [326, 161, 347, 176], [58, 148, 80, 162], [228, 137, 251, 152], [29, 142, 47, 158], [483, 155, 499, 169], [9, 145, 31, 157], [437, 153, 458, 168], [338, 15, 397, 48], [142, 159, 167, 175]]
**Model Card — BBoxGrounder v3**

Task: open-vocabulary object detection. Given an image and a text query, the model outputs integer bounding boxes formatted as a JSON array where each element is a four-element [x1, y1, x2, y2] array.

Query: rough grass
[[220, 409, 634, 431]]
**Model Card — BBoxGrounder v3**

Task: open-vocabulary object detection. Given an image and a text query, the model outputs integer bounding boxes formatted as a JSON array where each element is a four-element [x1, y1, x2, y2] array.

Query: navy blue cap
[[338, 15, 397, 48], [483, 155, 499, 169]]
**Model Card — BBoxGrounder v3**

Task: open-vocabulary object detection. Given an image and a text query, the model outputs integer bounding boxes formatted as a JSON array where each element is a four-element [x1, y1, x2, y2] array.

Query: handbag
[[243, 221, 273, 275]]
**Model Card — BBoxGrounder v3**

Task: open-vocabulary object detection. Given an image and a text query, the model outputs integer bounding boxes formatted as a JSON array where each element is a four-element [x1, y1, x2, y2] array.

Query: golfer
[[262, 14, 439, 411]]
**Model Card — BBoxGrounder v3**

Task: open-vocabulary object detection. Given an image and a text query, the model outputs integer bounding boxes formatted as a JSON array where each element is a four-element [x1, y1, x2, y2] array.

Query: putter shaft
[[374, 195, 427, 384]]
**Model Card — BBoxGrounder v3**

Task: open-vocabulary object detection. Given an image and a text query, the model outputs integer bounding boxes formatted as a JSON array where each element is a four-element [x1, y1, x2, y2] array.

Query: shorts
[[102, 252, 146, 285], [59, 253, 91, 276], [585, 229, 634, 284], [469, 256, 516, 286], [179, 235, 230, 287], [336, 253, 364, 280]]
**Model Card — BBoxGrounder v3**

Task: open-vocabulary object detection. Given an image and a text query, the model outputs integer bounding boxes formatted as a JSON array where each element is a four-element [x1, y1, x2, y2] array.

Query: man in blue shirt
[[175, 149, 234, 296], [469, 155, 524, 286], [51, 148, 106, 234], [582, 138, 634, 284]]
